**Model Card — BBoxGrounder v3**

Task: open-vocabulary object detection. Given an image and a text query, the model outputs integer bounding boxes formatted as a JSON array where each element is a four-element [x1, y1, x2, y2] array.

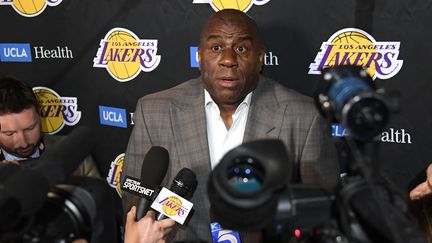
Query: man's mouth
[[217, 77, 239, 88], [17, 146, 35, 156]]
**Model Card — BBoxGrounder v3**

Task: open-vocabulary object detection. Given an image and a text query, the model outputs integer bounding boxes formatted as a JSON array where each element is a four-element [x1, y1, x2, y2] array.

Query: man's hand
[[72, 240, 88, 243], [1, 159, 20, 165], [410, 163, 432, 200], [124, 206, 176, 243]]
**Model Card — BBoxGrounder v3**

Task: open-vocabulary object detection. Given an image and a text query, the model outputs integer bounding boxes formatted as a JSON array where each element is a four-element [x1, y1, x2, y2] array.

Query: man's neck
[[204, 90, 253, 130], [217, 103, 240, 129]]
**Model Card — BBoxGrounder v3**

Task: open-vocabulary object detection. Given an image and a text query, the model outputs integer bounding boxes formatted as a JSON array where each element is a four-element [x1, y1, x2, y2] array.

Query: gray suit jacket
[[122, 76, 339, 242]]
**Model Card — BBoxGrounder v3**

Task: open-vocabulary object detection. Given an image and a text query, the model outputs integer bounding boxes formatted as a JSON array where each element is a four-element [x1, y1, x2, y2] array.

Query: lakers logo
[[192, 0, 271, 12], [0, 0, 62, 17], [159, 196, 186, 217], [33, 87, 81, 134], [309, 28, 403, 80], [107, 153, 125, 197], [93, 28, 161, 82]]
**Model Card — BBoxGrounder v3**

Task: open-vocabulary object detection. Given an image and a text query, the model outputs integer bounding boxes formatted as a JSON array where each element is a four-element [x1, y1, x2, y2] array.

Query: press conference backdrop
[[1, 0, 431, 198]]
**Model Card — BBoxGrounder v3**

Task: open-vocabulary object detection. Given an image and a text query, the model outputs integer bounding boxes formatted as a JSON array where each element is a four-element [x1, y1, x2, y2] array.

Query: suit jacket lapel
[[170, 78, 211, 179], [169, 78, 213, 237], [169, 76, 284, 168], [244, 76, 286, 142]]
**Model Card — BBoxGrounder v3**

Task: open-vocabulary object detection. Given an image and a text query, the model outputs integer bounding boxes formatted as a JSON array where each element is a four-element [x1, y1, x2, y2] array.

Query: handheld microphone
[[135, 146, 169, 221], [155, 168, 197, 221]]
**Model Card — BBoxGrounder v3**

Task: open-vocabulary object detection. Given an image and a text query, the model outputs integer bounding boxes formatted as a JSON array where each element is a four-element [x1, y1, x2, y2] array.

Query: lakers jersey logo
[[33, 87, 81, 134], [93, 28, 161, 82], [107, 153, 124, 197], [309, 28, 403, 80], [0, 0, 62, 17], [193, 0, 271, 12]]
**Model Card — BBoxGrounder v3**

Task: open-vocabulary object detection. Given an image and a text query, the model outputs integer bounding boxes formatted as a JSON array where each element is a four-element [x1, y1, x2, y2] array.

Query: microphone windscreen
[[135, 146, 169, 221], [140, 146, 169, 185], [171, 168, 197, 199], [154, 167, 197, 221]]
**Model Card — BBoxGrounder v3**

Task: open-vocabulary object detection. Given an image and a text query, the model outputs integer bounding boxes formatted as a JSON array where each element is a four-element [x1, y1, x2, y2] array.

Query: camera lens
[[227, 157, 265, 193], [328, 76, 371, 112]]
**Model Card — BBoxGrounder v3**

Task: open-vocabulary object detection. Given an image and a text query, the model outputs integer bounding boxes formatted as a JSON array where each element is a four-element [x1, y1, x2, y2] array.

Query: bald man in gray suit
[[122, 9, 339, 243]]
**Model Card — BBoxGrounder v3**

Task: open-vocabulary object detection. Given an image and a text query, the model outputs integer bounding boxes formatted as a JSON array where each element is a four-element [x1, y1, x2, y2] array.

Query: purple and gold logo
[[93, 28, 161, 82], [0, 0, 62, 17], [33, 87, 81, 134], [309, 28, 403, 80], [158, 196, 187, 217], [192, 0, 271, 12], [107, 153, 124, 197]]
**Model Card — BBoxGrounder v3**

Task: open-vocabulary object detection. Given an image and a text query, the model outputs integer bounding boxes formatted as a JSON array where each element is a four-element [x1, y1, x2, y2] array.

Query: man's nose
[[14, 132, 29, 148], [219, 48, 238, 68]]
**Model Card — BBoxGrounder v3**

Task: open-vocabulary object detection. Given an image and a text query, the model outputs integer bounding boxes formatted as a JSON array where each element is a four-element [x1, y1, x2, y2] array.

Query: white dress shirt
[[204, 89, 252, 169], [1, 147, 40, 161]]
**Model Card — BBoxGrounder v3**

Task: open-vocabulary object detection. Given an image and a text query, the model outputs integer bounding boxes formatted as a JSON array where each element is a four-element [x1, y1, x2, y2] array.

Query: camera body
[[208, 66, 426, 243], [0, 182, 95, 243]]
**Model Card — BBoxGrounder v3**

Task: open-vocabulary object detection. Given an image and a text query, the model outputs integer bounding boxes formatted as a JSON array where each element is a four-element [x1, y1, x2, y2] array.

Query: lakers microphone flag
[[151, 187, 194, 225]]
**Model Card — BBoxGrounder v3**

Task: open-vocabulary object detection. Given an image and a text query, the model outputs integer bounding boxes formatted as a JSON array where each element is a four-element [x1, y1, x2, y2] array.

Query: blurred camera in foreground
[[208, 65, 425, 242], [207, 139, 333, 237]]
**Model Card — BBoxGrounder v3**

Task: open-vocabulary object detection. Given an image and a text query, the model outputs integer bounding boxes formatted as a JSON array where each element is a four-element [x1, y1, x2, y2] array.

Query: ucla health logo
[[0, 0, 62, 17], [331, 123, 412, 144], [193, 0, 270, 12], [190, 46, 279, 68], [33, 87, 81, 134], [332, 123, 348, 137], [0, 43, 32, 62], [99, 105, 127, 128], [93, 28, 161, 82], [190, 47, 199, 68], [309, 28, 403, 80], [107, 153, 124, 197]]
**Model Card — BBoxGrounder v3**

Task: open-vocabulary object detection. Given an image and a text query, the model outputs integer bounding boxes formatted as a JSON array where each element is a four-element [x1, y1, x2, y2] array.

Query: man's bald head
[[199, 9, 263, 50]]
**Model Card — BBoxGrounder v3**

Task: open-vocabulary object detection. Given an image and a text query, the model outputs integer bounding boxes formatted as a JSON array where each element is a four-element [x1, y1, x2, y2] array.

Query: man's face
[[0, 107, 41, 158], [198, 12, 265, 107]]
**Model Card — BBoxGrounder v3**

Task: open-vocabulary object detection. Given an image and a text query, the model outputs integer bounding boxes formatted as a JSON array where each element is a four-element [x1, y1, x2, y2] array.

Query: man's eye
[[24, 124, 36, 132], [235, 46, 247, 53], [211, 45, 222, 52], [3, 132, 14, 137], [24, 128, 34, 134]]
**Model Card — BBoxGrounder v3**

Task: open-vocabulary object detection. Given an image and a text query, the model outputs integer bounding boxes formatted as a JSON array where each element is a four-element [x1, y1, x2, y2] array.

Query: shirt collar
[[1, 147, 40, 161], [204, 89, 253, 109]]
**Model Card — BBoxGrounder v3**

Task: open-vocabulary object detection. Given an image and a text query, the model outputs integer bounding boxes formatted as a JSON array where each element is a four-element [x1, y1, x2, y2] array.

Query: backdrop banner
[[1, 0, 431, 196]]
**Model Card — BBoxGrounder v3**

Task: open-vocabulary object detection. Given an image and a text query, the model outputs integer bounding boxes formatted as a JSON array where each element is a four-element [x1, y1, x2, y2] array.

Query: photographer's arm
[[410, 163, 432, 200], [124, 206, 176, 243]]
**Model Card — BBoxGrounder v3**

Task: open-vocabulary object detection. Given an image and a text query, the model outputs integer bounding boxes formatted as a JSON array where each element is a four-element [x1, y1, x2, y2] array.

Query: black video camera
[[208, 66, 426, 243]]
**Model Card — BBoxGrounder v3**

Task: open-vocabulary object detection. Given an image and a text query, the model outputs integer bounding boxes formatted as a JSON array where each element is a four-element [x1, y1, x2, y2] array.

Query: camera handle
[[336, 137, 426, 243]]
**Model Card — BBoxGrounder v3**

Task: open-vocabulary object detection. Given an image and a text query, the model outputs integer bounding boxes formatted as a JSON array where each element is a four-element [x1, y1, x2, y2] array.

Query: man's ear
[[259, 47, 265, 72], [259, 47, 265, 65], [197, 47, 202, 70]]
